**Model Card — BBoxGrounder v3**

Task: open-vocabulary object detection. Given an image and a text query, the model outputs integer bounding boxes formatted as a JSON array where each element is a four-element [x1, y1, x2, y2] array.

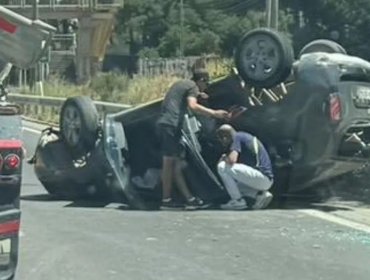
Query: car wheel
[[299, 39, 347, 57], [234, 28, 294, 89], [60, 96, 99, 156]]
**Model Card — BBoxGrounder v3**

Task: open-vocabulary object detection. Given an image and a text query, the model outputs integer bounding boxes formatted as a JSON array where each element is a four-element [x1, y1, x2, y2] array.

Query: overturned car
[[31, 28, 370, 209]]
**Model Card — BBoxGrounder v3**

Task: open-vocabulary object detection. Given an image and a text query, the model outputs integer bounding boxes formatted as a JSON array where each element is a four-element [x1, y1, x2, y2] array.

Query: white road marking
[[300, 209, 370, 234], [22, 127, 41, 135]]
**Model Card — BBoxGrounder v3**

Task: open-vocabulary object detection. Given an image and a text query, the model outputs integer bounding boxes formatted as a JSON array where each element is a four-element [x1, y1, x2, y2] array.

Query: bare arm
[[187, 96, 228, 119], [226, 150, 238, 165]]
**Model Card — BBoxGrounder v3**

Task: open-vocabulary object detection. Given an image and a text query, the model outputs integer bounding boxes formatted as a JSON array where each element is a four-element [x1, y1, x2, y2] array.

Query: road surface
[[15, 121, 370, 280]]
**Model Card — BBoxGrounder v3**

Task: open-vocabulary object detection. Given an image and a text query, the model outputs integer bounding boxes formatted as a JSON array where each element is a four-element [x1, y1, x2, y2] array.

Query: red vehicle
[[0, 101, 23, 280], [0, 6, 56, 279]]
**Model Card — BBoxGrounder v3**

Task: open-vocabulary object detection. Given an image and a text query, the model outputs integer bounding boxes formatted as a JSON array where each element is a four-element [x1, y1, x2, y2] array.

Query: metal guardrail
[[7, 93, 131, 123]]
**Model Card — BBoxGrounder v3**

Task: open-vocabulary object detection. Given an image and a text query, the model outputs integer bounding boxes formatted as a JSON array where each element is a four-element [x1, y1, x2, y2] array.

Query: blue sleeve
[[230, 134, 242, 153]]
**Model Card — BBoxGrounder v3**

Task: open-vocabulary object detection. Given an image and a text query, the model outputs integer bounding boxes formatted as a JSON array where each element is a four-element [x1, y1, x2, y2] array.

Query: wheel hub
[[241, 35, 280, 81], [62, 106, 82, 146]]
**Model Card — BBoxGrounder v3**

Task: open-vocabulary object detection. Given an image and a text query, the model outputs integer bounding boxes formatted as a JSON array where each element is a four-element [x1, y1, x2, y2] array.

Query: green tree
[[116, 0, 167, 55], [115, 0, 294, 58], [282, 0, 370, 59]]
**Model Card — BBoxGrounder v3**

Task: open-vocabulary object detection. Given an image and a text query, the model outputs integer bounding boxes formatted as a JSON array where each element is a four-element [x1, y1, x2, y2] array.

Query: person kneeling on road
[[216, 124, 274, 210]]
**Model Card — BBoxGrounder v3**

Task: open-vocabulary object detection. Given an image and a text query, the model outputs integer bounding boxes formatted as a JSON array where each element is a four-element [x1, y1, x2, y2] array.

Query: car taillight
[[0, 220, 20, 235], [329, 93, 342, 122], [4, 154, 20, 169]]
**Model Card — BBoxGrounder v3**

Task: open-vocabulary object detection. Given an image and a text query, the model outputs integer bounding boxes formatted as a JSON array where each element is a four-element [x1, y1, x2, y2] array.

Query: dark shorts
[[156, 124, 183, 157]]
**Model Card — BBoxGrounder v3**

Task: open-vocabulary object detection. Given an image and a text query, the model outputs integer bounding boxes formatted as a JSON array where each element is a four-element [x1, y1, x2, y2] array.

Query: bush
[[22, 73, 180, 105], [22, 58, 231, 106]]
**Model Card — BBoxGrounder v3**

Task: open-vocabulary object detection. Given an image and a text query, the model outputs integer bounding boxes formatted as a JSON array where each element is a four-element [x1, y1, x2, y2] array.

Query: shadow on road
[[19, 192, 360, 212], [21, 194, 111, 208], [20, 172, 370, 213], [276, 199, 353, 212], [64, 200, 111, 208], [21, 194, 61, 202]]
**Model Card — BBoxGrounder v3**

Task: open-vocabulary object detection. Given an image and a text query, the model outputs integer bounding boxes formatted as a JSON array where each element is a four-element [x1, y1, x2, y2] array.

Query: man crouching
[[216, 124, 274, 210]]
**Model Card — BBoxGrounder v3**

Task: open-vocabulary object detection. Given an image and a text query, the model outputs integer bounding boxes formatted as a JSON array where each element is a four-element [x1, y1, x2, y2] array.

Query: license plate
[[353, 86, 370, 108]]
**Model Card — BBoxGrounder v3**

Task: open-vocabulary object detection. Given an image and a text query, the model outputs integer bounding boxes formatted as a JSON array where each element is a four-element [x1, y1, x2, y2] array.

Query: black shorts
[[156, 124, 183, 157]]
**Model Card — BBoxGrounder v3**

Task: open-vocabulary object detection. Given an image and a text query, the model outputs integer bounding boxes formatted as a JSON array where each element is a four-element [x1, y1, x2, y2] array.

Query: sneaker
[[252, 191, 273, 210], [160, 198, 184, 210], [220, 198, 248, 210], [185, 197, 210, 210]]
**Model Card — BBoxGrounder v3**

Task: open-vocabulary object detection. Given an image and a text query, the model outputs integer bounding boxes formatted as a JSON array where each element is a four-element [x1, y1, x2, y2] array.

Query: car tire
[[299, 39, 347, 57], [60, 96, 99, 156], [234, 28, 294, 89]]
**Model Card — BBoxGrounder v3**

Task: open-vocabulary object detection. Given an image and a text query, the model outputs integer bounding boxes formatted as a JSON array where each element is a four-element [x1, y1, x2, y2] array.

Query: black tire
[[235, 28, 294, 89], [299, 39, 347, 58], [60, 96, 99, 156]]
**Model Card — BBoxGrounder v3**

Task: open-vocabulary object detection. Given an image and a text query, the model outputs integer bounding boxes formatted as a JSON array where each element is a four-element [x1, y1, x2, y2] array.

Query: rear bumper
[[0, 176, 20, 206], [0, 175, 20, 186], [0, 208, 20, 280]]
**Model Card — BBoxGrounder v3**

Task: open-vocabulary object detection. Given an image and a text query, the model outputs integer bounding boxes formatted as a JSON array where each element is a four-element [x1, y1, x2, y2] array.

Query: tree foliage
[[116, 0, 370, 60]]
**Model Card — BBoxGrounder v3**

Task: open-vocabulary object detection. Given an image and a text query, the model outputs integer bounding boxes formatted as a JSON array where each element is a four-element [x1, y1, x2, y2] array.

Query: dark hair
[[192, 68, 210, 82]]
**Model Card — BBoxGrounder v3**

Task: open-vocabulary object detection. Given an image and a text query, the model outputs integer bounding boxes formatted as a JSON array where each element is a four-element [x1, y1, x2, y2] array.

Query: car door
[[181, 112, 224, 191], [102, 115, 132, 200]]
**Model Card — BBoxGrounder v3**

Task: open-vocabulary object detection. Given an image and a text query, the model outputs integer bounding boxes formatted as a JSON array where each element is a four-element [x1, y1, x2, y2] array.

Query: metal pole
[[32, 0, 39, 93], [271, 0, 279, 30], [266, 0, 272, 28], [180, 0, 184, 58], [32, 0, 39, 20], [33, 0, 44, 95]]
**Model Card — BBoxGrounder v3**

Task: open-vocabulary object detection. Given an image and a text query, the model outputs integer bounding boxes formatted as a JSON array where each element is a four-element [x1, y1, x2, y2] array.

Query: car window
[[0, 115, 22, 140]]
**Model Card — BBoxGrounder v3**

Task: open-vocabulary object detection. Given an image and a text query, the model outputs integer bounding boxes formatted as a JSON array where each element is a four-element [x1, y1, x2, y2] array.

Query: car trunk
[[336, 80, 370, 157]]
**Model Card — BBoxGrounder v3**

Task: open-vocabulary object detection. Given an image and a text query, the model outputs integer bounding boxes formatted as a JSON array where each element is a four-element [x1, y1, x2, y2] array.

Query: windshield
[[0, 115, 21, 140]]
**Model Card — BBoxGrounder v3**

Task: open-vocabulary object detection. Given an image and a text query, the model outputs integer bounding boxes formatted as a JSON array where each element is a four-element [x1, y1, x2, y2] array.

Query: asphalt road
[[14, 122, 370, 280]]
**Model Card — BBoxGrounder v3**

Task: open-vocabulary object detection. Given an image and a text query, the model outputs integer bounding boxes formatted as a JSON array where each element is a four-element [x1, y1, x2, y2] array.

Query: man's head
[[192, 68, 210, 92], [216, 124, 236, 147]]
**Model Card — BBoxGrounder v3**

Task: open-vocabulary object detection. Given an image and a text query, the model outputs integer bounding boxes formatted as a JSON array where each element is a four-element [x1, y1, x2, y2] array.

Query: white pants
[[217, 161, 273, 200]]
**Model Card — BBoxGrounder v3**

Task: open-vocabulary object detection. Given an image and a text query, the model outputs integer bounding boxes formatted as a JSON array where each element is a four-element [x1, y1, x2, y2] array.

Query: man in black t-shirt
[[156, 68, 228, 210]]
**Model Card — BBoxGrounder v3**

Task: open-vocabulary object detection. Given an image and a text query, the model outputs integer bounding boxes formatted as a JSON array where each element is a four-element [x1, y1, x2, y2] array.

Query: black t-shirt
[[157, 79, 199, 130]]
